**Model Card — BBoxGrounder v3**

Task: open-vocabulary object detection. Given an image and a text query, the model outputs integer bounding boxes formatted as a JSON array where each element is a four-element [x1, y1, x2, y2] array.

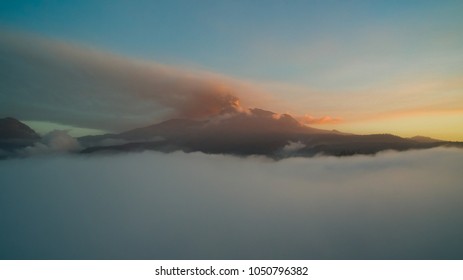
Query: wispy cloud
[[297, 114, 343, 125]]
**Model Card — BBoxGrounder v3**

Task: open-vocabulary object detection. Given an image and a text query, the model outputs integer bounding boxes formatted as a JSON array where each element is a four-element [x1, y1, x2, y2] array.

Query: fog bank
[[1, 148, 462, 259]]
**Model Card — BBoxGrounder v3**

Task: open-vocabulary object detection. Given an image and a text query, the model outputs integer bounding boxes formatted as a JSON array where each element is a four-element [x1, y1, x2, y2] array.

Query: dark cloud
[[0, 31, 252, 132], [0, 148, 462, 259]]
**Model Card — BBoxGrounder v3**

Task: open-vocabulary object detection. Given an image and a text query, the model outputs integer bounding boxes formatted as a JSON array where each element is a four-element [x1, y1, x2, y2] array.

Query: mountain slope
[[0, 117, 40, 140]]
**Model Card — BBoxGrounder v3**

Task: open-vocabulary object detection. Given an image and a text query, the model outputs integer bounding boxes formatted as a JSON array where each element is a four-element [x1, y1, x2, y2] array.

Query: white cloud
[[22, 130, 80, 155], [281, 140, 306, 153]]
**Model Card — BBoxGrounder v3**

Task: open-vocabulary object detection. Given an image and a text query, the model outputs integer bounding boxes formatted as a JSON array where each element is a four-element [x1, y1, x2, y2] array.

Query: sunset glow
[[1, 1, 462, 140]]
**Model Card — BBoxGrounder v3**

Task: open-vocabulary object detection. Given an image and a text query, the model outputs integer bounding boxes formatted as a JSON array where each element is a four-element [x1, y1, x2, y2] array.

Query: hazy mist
[[1, 148, 462, 259]]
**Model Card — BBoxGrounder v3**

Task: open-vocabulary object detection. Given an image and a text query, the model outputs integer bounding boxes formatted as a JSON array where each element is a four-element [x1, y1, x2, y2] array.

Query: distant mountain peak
[[410, 136, 444, 143], [0, 117, 40, 140], [0, 117, 41, 158], [249, 108, 275, 117]]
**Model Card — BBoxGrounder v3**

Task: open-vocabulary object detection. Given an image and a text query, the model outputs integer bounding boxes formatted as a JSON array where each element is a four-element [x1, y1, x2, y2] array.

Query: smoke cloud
[[1, 148, 462, 259], [0, 31, 255, 132]]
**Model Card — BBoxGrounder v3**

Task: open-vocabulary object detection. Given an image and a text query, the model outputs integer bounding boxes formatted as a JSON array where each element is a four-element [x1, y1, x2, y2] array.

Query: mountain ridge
[[77, 109, 463, 158], [1, 113, 461, 159]]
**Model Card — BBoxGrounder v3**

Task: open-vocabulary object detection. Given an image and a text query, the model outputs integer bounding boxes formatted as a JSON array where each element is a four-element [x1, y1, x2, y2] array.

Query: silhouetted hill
[[0, 117, 40, 140], [0, 117, 40, 158]]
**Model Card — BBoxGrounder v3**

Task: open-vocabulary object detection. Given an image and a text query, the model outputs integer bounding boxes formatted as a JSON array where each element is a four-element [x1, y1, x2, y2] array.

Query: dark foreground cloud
[[0, 31, 255, 131], [1, 148, 463, 259]]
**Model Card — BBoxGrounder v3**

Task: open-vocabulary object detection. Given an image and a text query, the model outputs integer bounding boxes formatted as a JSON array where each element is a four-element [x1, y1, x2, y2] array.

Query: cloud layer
[[1, 148, 462, 259]]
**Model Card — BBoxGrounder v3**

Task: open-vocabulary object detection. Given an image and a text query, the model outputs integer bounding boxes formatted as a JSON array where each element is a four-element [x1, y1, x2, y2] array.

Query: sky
[[1, 0, 462, 140]]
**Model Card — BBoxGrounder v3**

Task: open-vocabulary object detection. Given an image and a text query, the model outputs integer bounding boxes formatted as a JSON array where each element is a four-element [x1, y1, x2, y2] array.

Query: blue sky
[[1, 0, 463, 139], [2, 0, 461, 86]]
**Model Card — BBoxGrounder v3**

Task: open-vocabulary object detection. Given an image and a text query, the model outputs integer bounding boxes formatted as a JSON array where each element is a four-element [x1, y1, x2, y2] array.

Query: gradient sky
[[1, 0, 462, 140]]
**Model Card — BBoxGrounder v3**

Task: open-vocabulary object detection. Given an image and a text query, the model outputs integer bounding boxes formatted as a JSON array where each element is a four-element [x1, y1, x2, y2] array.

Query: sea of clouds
[[1, 148, 462, 259]]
